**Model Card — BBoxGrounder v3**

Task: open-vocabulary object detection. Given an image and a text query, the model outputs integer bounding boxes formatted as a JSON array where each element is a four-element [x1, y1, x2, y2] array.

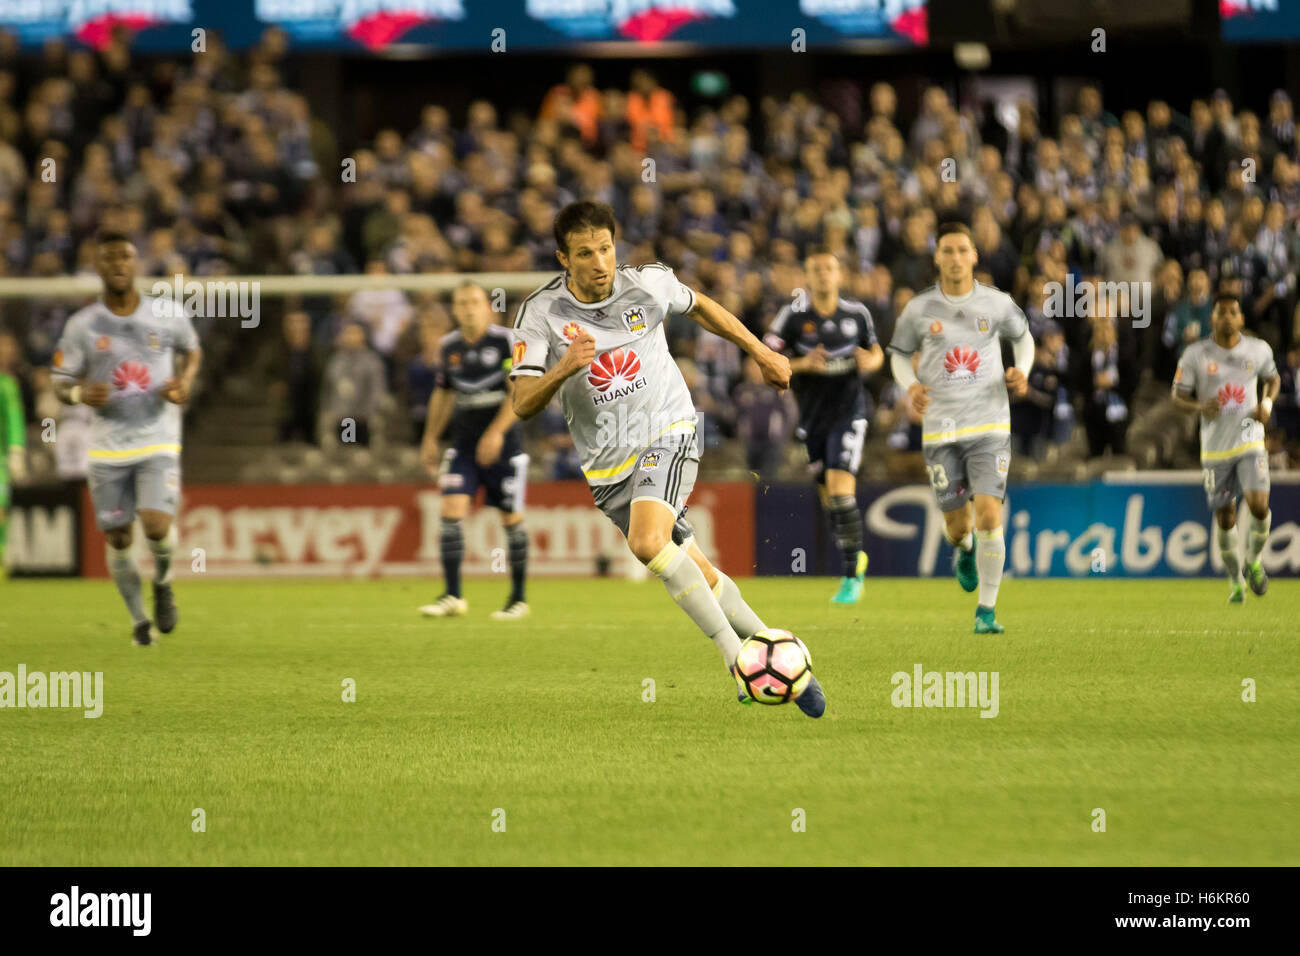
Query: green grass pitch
[[1, 575, 1296, 866]]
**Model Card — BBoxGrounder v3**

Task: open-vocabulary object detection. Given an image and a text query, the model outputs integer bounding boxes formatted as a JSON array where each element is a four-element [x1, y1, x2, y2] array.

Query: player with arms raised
[[1172, 292, 1280, 602], [419, 281, 530, 620], [887, 222, 1033, 634], [510, 201, 826, 716], [764, 248, 883, 604], [52, 231, 202, 645]]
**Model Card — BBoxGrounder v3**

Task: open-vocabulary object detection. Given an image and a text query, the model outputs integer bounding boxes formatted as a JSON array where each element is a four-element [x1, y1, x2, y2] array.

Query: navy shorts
[[798, 413, 869, 483], [438, 445, 529, 513]]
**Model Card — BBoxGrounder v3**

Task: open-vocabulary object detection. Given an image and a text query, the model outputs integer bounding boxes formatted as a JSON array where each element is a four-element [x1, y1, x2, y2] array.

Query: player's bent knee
[[627, 529, 671, 566], [106, 526, 133, 549]]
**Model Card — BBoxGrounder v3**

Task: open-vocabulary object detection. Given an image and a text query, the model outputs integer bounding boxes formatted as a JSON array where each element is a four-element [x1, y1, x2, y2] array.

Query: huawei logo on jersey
[[112, 361, 152, 393], [1217, 382, 1247, 410], [943, 346, 980, 380], [588, 348, 646, 405]]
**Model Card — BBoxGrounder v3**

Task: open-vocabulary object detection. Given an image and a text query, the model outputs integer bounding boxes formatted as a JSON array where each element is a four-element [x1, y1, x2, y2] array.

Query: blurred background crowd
[[0, 29, 1298, 487]]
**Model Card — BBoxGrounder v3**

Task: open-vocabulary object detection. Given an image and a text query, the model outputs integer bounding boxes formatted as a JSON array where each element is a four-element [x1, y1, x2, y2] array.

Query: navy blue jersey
[[764, 297, 878, 427], [435, 325, 518, 448]]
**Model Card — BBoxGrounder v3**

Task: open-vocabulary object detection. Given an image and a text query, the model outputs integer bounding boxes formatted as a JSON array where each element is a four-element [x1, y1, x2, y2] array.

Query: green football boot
[[973, 605, 1004, 634], [953, 545, 978, 592], [1245, 560, 1268, 597], [1228, 582, 1245, 604]]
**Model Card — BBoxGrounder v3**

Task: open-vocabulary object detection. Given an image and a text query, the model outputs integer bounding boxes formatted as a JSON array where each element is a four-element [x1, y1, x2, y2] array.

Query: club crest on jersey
[[96, 335, 111, 352], [1207, 361, 1219, 375], [1244, 359, 1254, 373], [840, 318, 856, 338], [512, 341, 526, 365], [480, 347, 499, 366], [588, 347, 645, 405], [622, 307, 647, 335], [943, 346, 980, 381], [640, 451, 661, 470], [148, 332, 162, 351], [563, 321, 585, 342], [929, 321, 943, 335], [977, 316, 990, 334]]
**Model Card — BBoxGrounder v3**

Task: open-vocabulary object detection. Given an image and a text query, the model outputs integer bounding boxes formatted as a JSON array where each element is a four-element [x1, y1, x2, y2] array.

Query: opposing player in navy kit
[[509, 201, 826, 717], [419, 282, 530, 620], [764, 249, 883, 604], [52, 231, 202, 645], [888, 222, 1033, 634], [1171, 292, 1281, 603]]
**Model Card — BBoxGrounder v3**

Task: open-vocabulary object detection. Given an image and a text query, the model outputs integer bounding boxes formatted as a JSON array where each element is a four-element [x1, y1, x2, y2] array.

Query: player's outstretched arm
[[512, 332, 594, 419], [1170, 386, 1217, 418], [687, 291, 789, 391], [1255, 374, 1281, 421]]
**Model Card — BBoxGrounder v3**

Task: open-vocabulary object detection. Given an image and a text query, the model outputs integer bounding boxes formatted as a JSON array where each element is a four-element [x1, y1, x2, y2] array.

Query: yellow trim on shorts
[[921, 422, 1010, 444], [581, 420, 696, 481], [88, 443, 182, 460], [1201, 441, 1265, 462]]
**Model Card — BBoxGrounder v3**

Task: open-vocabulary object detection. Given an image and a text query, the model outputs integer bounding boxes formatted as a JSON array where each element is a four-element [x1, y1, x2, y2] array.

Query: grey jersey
[[52, 295, 199, 462], [887, 282, 1028, 445], [1174, 336, 1278, 461], [510, 263, 697, 485]]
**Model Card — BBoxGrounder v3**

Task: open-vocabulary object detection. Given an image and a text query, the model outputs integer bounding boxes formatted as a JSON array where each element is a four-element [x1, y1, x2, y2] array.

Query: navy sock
[[440, 518, 464, 598], [506, 523, 528, 603], [828, 494, 864, 578]]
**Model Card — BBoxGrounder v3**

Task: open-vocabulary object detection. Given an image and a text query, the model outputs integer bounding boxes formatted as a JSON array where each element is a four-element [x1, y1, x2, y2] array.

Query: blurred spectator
[[1012, 322, 1072, 458], [1101, 213, 1162, 286], [406, 317, 441, 444], [1077, 315, 1135, 457], [321, 322, 384, 448], [272, 311, 320, 444], [732, 357, 795, 478]]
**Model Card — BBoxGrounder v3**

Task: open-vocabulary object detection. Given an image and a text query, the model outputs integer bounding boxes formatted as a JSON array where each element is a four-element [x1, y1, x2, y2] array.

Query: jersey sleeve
[[642, 262, 696, 317], [509, 301, 551, 379], [51, 316, 86, 383], [763, 304, 796, 353], [887, 299, 922, 356], [1258, 341, 1279, 381], [1173, 347, 1198, 395], [857, 305, 879, 349], [172, 302, 199, 351], [998, 297, 1030, 340]]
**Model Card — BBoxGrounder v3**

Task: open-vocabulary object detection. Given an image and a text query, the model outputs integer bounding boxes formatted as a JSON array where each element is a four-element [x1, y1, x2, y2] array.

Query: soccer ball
[[734, 628, 813, 705]]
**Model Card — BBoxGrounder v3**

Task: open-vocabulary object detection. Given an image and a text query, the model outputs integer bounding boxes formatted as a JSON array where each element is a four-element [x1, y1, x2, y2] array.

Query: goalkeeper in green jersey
[[0, 331, 28, 572]]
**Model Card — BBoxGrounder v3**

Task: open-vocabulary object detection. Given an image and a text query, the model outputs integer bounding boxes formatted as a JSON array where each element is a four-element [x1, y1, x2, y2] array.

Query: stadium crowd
[[1, 33, 1299, 483]]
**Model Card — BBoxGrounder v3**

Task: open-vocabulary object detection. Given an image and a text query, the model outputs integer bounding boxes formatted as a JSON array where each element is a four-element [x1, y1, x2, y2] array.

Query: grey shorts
[[922, 432, 1011, 512], [590, 431, 698, 544], [88, 455, 181, 530], [1204, 452, 1269, 511]]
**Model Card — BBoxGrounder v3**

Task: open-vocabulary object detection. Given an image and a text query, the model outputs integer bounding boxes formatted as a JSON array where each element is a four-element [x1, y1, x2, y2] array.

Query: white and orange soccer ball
[[733, 628, 813, 705]]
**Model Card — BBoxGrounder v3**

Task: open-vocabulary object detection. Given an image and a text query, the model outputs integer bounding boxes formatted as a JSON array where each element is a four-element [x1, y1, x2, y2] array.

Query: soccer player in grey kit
[[52, 232, 202, 645], [888, 222, 1033, 634], [509, 201, 826, 716]]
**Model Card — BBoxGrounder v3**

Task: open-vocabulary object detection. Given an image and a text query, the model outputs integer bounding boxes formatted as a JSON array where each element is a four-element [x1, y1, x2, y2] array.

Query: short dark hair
[[936, 221, 972, 242], [95, 230, 132, 246], [1213, 290, 1241, 309], [554, 201, 617, 255]]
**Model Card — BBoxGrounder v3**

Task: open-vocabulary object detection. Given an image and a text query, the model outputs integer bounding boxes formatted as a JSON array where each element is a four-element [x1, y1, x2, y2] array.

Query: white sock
[[1247, 511, 1271, 565], [106, 543, 148, 624], [711, 571, 766, 640], [147, 527, 176, 585], [1217, 525, 1242, 584], [975, 527, 1005, 608], [647, 542, 741, 668]]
